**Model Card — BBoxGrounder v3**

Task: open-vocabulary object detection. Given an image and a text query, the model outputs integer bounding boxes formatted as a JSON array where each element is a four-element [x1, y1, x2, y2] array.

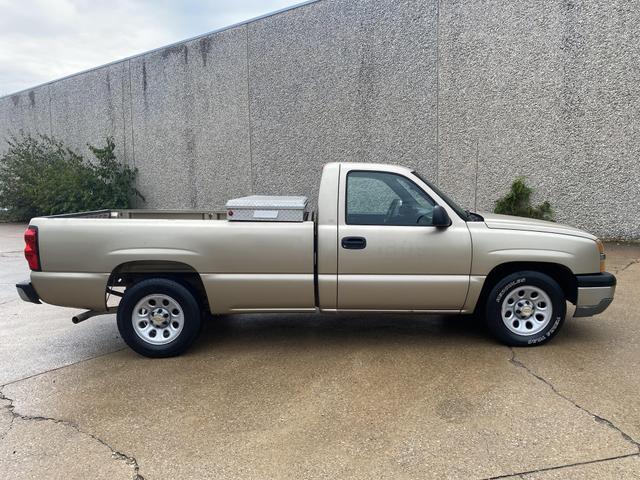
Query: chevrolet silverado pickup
[[16, 162, 616, 357]]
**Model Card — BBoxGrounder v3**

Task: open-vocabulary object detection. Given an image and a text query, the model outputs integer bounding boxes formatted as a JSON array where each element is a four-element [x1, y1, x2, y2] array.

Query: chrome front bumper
[[574, 273, 616, 317]]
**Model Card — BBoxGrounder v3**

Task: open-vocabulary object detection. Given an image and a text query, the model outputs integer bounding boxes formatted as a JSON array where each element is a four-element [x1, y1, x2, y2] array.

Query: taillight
[[24, 226, 40, 271]]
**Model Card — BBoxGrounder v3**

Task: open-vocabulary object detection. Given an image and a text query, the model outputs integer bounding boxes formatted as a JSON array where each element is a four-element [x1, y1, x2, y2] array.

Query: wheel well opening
[[475, 262, 577, 314], [108, 261, 210, 314]]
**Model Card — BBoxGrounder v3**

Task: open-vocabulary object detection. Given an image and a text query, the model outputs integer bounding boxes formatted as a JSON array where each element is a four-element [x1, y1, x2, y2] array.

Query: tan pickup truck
[[17, 162, 616, 357]]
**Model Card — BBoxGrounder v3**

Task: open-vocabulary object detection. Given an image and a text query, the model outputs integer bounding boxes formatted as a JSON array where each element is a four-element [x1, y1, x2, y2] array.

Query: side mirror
[[432, 205, 451, 228]]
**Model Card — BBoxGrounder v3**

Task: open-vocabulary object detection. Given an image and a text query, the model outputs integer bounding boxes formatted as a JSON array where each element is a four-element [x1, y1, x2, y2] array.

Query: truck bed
[[29, 210, 316, 313]]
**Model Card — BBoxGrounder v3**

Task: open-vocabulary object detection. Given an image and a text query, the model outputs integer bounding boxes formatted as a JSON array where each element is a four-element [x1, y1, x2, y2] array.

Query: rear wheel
[[485, 271, 566, 346], [117, 278, 202, 357]]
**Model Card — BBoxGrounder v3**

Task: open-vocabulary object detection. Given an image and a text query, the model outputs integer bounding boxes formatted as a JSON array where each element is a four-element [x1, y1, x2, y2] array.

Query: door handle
[[341, 236, 367, 250]]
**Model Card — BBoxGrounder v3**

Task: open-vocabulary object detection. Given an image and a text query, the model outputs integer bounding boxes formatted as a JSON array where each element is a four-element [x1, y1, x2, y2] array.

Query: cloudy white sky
[[0, 0, 304, 96]]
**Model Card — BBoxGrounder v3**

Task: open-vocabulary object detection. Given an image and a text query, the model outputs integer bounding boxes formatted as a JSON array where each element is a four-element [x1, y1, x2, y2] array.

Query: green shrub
[[494, 177, 554, 221], [0, 133, 143, 221]]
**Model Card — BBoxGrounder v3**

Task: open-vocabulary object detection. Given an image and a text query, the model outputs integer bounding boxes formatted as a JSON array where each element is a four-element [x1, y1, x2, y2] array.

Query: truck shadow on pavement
[[187, 311, 613, 354], [191, 313, 502, 352]]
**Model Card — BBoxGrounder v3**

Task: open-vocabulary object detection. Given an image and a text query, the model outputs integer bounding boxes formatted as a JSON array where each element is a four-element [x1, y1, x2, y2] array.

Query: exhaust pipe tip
[[72, 307, 117, 324]]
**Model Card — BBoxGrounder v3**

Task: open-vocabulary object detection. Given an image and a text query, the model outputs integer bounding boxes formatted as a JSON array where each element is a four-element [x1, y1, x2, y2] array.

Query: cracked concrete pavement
[[0, 390, 140, 479], [0, 223, 639, 479]]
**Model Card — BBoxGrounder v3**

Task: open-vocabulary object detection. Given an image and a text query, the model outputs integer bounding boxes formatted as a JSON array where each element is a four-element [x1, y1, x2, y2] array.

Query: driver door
[[337, 167, 472, 311]]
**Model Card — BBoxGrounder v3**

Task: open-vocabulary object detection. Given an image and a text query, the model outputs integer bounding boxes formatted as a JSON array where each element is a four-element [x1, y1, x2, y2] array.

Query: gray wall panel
[[130, 25, 251, 209], [0, 85, 51, 144], [439, 1, 566, 217], [439, 0, 640, 239], [248, 0, 438, 206], [49, 63, 130, 164], [551, 0, 640, 240]]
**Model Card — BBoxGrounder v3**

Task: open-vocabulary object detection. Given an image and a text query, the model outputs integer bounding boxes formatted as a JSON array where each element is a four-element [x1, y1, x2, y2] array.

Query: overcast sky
[[0, 0, 304, 96]]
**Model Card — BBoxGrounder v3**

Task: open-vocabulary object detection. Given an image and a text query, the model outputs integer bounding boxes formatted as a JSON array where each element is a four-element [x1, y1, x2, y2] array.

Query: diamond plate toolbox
[[225, 195, 308, 222]]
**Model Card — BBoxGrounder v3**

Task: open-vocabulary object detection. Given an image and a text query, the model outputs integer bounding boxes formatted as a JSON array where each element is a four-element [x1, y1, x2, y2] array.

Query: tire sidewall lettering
[[496, 277, 526, 304], [526, 316, 560, 344]]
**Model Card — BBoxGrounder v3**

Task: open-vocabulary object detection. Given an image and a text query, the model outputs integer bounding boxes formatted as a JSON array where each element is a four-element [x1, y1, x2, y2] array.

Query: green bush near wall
[[0, 134, 143, 222], [494, 177, 554, 221]]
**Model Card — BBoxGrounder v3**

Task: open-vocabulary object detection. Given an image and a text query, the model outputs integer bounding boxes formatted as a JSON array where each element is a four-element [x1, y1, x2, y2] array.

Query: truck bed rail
[[47, 209, 314, 221], [48, 209, 229, 220]]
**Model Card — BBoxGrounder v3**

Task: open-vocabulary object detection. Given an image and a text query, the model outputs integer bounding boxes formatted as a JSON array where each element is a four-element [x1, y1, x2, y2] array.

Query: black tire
[[117, 278, 202, 358], [485, 271, 566, 347]]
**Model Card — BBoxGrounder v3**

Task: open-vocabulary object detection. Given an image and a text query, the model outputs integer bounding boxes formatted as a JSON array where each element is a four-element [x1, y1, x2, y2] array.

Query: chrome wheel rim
[[501, 285, 552, 336], [132, 294, 184, 345]]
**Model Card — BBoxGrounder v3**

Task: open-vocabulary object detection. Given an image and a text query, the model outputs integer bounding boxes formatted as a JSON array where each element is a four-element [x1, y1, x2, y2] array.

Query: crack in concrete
[[0, 398, 15, 442], [615, 259, 639, 274], [1, 347, 127, 389], [0, 387, 143, 480], [480, 452, 639, 479], [509, 348, 640, 451]]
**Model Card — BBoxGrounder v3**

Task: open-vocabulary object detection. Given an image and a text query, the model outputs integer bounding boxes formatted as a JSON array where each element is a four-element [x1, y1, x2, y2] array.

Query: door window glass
[[346, 171, 435, 225]]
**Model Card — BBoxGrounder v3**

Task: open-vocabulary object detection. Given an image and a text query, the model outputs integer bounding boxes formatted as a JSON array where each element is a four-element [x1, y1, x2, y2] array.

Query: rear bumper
[[16, 281, 41, 304], [574, 272, 616, 317]]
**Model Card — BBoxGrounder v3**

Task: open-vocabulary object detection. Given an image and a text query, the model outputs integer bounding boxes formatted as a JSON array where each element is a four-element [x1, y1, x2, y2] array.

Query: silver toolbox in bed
[[225, 195, 308, 222]]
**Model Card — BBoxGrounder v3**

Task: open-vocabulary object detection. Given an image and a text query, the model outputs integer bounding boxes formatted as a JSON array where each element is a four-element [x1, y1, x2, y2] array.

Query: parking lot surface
[[1, 223, 639, 479]]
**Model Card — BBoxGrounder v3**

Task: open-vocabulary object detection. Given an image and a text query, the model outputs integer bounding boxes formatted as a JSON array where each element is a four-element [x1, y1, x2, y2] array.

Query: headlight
[[596, 238, 606, 272]]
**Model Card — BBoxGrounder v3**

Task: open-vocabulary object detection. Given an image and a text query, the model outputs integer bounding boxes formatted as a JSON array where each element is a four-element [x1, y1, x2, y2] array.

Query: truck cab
[[317, 162, 472, 312]]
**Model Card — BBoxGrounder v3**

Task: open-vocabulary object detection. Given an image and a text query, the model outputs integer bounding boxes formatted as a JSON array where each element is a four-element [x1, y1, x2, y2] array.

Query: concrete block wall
[[0, 0, 638, 239]]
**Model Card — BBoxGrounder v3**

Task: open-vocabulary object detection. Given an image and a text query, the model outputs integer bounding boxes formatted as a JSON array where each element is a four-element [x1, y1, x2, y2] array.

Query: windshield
[[412, 171, 470, 221]]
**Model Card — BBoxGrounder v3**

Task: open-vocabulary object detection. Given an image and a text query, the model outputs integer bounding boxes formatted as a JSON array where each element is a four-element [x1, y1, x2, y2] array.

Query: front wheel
[[117, 278, 202, 357], [485, 271, 566, 347]]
